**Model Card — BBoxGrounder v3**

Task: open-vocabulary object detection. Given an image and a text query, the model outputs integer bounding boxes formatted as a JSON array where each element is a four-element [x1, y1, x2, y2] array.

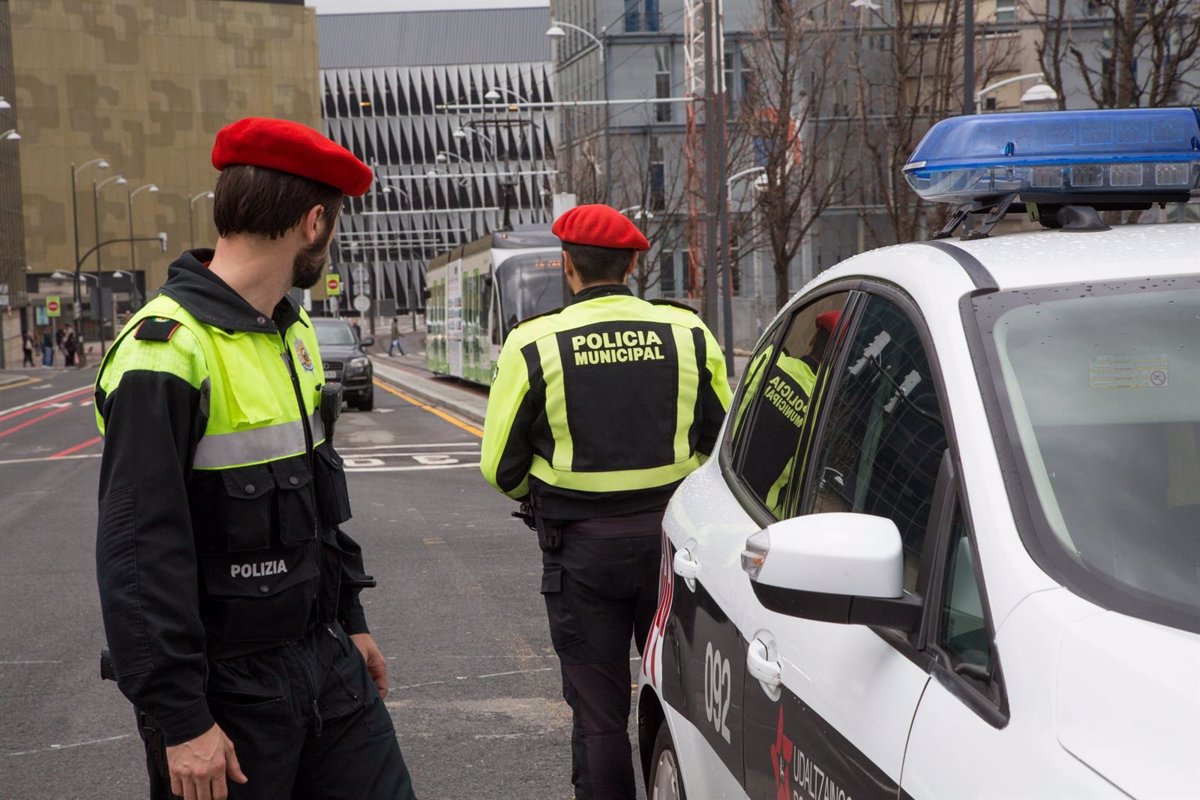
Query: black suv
[[312, 317, 374, 411]]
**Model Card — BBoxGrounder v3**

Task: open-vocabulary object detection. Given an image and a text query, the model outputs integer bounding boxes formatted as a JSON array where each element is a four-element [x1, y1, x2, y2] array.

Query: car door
[[653, 290, 852, 793], [740, 290, 947, 799]]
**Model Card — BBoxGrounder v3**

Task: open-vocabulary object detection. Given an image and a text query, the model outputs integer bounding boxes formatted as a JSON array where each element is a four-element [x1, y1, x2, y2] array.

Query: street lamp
[[715, 166, 770, 376], [548, 19, 610, 200], [70, 157, 109, 366], [975, 72, 1056, 111], [1, 129, 19, 141], [126, 183, 158, 310], [112, 270, 142, 311], [0, 97, 10, 110], [189, 190, 215, 248], [368, 184, 393, 337], [93, 174, 127, 357]]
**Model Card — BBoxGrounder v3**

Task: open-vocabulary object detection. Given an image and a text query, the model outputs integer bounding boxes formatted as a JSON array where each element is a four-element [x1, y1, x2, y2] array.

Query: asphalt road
[[0, 366, 648, 799]]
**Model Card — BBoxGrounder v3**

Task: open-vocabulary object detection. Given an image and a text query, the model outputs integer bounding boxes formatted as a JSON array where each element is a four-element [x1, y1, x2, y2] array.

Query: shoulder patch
[[134, 317, 182, 342], [511, 306, 565, 331], [650, 298, 700, 314]]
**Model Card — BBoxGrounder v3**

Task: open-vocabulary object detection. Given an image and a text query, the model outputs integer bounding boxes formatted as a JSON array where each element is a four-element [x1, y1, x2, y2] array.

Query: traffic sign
[[326, 274, 343, 296], [46, 295, 61, 317], [353, 294, 371, 313]]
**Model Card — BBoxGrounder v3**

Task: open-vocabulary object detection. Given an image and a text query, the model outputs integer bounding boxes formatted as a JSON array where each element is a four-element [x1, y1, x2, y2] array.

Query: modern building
[[549, 0, 1200, 348], [318, 8, 556, 329], [4, 0, 321, 366]]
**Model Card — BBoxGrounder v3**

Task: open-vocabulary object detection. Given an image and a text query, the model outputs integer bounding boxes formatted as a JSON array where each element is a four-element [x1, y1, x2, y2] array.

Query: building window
[[649, 136, 666, 211], [994, 0, 1016, 26], [660, 250, 676, 296], [655, 45, 671, 122]]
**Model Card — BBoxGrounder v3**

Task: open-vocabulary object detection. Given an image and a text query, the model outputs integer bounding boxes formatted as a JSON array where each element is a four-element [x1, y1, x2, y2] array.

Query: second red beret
[[212, 117, 373, 197], [552, 204, 651, 251]]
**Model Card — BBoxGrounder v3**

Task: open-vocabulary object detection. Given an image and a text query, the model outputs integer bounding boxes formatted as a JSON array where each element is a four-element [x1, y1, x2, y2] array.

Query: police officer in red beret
[[94, 118, 416, 799], [481, 204, 732, 799]]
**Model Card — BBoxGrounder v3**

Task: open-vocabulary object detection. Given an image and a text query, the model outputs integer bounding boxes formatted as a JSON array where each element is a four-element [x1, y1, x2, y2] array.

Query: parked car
[[637, 108, 1200, 799], [312, 317, 374, 411]]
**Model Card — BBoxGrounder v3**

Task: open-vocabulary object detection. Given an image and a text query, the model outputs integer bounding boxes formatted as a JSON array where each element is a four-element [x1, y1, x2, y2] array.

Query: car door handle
[[747, 639, 781, 690], [673, 550, 699, 580], [673, 549, 699, 592]]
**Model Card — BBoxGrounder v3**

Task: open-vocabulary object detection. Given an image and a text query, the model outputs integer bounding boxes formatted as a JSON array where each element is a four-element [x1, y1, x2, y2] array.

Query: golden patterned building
[[3, 0, 320, 366]]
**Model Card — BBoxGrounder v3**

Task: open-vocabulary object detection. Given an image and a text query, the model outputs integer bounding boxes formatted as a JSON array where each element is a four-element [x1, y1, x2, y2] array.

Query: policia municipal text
[[481, 204, 732, 800], [94, 118, 416, 799]]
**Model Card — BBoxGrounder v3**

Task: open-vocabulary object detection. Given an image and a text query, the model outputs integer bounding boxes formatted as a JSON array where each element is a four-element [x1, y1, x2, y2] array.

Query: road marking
[[0, 453, 102, 467], [345, 462, 480, 474], [4, 733, 133, 758], [0, 660, 63, 665], [50, 436, 103, 459], [422, 536, 446, 545], [0, 377, 41, 392], [0, 405, 74, 441], [373, 379, 483, 438], [0, 384, 92, 422]]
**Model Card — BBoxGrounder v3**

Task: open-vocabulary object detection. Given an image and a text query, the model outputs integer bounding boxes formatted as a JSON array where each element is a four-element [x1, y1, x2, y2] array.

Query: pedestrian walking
[[21, 329, 35, 367], [62, 325, 78, 367], [40, 329, 53, 366], [480, 204, 731, 800], [388, 317, 405, 356], [94, 117, 417, 800]]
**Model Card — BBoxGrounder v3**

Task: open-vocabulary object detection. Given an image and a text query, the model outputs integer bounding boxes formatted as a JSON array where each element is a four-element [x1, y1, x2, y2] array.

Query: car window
[[804, 295, 947, 592], [730, 293, 849, 519], [314, 323, 356, 347], [939, 508, 994, 685]]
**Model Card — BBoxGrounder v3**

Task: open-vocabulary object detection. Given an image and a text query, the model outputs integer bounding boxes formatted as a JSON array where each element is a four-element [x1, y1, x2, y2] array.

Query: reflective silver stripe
[[194, 412, 324, 469]]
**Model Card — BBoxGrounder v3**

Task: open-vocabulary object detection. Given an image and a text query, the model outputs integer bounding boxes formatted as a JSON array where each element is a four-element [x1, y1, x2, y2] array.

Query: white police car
[[637, 108, 1200, 799]]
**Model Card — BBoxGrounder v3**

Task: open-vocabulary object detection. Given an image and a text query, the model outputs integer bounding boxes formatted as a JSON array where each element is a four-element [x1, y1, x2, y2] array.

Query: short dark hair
[[213, 164, 342, 240], [562, 243, 635, 284]]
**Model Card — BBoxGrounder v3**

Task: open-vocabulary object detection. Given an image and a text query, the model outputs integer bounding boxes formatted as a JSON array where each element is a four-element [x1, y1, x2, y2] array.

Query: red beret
[[816, 310, 841, 332], [552, 204, 650, 251], [212, 117, 373, 197]]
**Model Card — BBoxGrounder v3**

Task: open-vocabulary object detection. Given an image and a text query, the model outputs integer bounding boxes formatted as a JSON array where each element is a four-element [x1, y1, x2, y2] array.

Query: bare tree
[[608, 126, 690, 298], [1028, 0, 1200, 108], [735, 0, 855, 310], [849, 0, 1019, 244]]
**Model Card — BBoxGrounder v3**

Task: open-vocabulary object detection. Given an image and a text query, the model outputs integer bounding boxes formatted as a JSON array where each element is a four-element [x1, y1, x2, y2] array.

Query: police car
[[637, 108, 1200, 799]]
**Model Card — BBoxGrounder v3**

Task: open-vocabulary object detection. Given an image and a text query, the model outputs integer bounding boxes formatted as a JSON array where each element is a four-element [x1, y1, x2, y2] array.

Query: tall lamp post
[[126, 183, 158, 311], [547, 20, 609, 200], [70, 157, 109, 366], [368, 183, 393, 337], [189, 190, 215, 249], [92, 174, 127, 358], [719, 166, 766, 375]]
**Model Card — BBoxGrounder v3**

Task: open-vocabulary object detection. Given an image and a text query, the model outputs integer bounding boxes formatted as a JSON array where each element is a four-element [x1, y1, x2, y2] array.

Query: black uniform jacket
[[94, 252, 371, 746]]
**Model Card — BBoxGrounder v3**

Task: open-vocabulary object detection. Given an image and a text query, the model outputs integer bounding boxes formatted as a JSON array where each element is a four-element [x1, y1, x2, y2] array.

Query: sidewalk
[[369, 355, 488, 425]]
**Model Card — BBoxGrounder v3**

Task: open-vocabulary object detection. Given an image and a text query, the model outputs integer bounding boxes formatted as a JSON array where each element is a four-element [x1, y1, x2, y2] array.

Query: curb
[[368, 356, 488, 427]]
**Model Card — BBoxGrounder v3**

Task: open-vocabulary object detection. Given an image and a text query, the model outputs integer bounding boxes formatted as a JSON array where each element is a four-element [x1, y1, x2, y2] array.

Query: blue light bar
[[903, 108, 1200, 203]]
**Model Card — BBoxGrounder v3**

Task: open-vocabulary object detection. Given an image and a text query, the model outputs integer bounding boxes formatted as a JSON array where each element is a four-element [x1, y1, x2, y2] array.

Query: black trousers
[[540, 510, 664, 800], [140, 623, 416, 799]]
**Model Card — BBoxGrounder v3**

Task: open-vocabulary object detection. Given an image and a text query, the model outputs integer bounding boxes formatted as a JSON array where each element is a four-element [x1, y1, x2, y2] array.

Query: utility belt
[[515, 496, 664, 553]]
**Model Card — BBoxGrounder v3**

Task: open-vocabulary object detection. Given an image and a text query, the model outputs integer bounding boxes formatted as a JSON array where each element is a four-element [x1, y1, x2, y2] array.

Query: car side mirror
[[741, 513, 921, 632], [360, 336, 375, 348]]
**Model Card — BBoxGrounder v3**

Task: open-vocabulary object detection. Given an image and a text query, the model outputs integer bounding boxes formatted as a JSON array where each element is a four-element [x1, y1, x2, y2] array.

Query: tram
[[425, 227, 563, 385]]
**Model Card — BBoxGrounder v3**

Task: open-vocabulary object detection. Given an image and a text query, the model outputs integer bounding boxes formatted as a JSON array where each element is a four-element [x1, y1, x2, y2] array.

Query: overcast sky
[[306, 0, 546, 13]]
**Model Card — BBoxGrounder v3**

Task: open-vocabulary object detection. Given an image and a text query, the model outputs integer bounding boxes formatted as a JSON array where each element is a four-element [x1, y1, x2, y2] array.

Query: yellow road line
[[0, 377, 41, 392], [373, 379, 483, 438]]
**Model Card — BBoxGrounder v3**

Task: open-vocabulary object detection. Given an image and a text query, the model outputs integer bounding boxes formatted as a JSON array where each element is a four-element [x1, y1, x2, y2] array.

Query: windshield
[[970, 276, 1200, 632], [497, 253, 563, 335], [314, 322, 357, 347]]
